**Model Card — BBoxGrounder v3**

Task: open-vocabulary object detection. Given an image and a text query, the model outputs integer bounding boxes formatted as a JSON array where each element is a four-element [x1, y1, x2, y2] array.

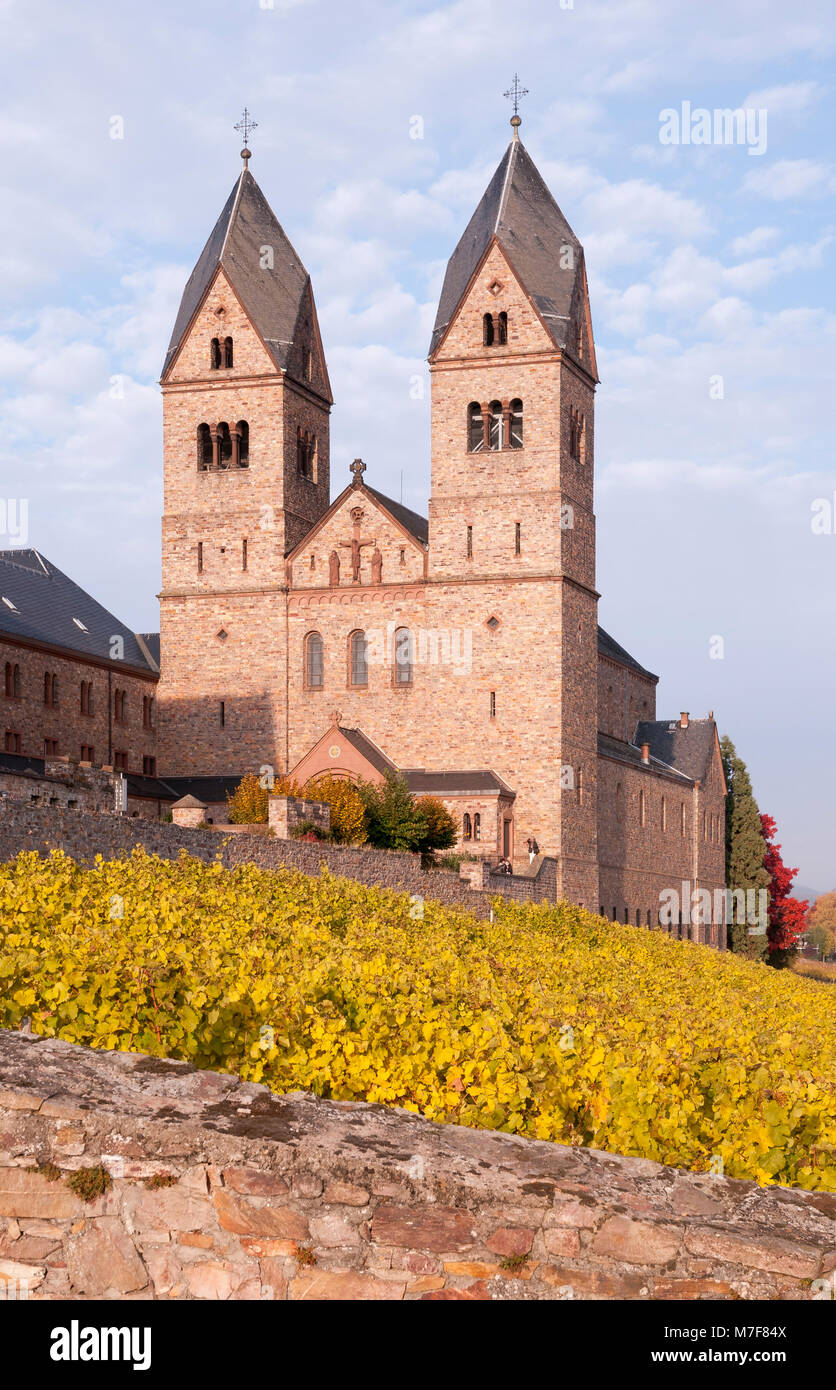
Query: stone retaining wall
[[0, 799, 502, 915], [0, 1034, 833, 1302]]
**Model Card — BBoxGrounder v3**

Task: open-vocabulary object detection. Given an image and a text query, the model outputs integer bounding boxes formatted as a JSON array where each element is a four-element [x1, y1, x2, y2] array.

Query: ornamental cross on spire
[[504, 74, 529, 136], [234, 108, 257, 166]]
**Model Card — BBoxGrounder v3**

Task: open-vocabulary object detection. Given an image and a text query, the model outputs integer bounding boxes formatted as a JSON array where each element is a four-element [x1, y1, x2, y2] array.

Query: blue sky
[[1, 0, 834, 889]]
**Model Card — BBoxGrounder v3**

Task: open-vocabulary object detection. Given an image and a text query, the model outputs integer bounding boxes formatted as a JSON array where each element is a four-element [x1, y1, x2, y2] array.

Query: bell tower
[[427, 108, 601, 904], [157, 139, 332, 776]]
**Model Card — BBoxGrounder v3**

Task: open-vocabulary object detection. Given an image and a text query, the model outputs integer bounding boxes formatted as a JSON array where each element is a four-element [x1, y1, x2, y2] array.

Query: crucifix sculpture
[[339, 506, 376, 584]]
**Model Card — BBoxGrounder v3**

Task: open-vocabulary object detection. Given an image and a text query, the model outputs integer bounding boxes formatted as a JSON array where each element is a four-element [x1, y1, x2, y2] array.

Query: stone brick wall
[[268, 795, 330, 839], [0, 1033, 832, 1301], [0, 638, 157, 773], [0, 798, 516, 916]]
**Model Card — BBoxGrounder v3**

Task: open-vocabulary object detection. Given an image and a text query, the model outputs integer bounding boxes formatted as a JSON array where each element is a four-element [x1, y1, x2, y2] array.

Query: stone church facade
[[152, 124, 727, 936], [0, 123, 726, 937]]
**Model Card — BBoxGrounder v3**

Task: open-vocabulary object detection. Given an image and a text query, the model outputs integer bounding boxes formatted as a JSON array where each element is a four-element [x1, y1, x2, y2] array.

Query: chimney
[[641, 743, 650, 765], [680, 711, 689, 729]]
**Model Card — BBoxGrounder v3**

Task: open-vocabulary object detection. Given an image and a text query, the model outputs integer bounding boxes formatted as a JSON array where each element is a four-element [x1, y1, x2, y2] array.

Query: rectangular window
[[680, 803, 686, 837], [114, 751, 128, 771], [5, 730, 21, 754], [220, 701, 225, 728], [242, 538, 248, 571], [466, 525, 473, 559], [197, 542, 203, 574], [514, 521, 521, 555], [43, 737, 58, 756], [310, 554, 315, 569], [489, 690, 496, 719], [80, 745, 94, 762], [143, 755, 156, 776]]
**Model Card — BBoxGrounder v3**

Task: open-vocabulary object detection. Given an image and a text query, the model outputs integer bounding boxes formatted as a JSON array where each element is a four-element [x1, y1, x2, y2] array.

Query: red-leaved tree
[[760, 812, 808, 966]]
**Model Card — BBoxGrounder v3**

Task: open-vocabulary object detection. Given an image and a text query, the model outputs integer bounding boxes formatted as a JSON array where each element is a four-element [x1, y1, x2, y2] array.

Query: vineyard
[[1, 848, 835, 1190]]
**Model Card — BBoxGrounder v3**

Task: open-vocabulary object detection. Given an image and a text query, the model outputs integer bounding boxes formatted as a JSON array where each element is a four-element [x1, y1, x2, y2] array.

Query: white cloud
[[744, 158, 834, 200]]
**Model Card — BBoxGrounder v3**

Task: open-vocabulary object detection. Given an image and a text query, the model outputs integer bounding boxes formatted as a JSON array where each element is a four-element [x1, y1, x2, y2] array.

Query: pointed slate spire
[[429, 138, 593, 372], [162, 169, 329, 396]]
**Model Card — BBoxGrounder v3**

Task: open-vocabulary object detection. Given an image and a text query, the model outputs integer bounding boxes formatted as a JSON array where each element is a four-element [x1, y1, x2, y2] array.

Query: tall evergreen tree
[[720, 736, 769, 957]]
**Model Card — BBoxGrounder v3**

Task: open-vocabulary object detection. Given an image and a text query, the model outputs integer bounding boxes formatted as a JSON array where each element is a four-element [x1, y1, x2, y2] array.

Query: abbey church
[[0, 117, 727, 935]]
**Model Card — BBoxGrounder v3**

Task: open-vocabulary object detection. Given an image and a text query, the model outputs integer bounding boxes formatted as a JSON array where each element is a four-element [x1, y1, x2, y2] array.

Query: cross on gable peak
[[350, 458, 366, 487]]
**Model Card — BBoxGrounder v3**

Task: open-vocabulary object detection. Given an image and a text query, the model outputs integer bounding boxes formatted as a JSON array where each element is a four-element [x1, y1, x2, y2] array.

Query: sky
[[0, 0, 834, 890]]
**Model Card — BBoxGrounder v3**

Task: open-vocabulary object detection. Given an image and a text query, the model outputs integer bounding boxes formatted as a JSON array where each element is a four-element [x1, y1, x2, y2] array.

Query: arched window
[[482, 313, 494, 346], [236, 420, 249, 467], [216, 422, 232, 468], [497, 311, 507, 344], [197, 423, 212, 470], [489, 400, 504, 451], [349, 630, 367, 687], [463, 813, 472, 840], [43, 671, 51, 705], [305, 631, 324, 689], [509, 398, 523, 449], [394, 627, 413, 686], [473, 812, 481, 841], [467, 402, 484, 453], [297, 427, 315, 479], [210, 338, 221, 370], [223, 337, 233, 368], [51, 674, 58, 707]]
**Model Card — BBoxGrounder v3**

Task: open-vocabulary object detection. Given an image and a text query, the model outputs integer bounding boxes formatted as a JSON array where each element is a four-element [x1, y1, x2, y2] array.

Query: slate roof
[[364, 486, 429, 547], [0, 550, 158, 676], [597, 732, 693, 784], [126, 774, 241, 804], [430, 137, 588, 360], [162, 169, 323, 387], [634, 719, 719, 785], [597, 626, 657, 681], [335, 727, 397, 778], [139, 633, 160, 667], [404, 769, 515, 798]]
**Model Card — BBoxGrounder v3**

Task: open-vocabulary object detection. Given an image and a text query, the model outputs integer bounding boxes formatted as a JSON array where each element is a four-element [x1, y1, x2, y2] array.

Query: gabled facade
[[148, 126, 727, 935]]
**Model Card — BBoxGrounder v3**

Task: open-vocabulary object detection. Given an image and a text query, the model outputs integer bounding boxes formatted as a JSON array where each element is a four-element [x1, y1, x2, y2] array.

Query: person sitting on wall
[[528, 838, 539, 864]]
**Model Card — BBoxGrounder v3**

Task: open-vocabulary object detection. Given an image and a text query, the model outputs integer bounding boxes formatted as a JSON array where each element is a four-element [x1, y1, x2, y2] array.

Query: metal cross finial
[[234, 108, 257, 166], [504, 74, 529, 135]]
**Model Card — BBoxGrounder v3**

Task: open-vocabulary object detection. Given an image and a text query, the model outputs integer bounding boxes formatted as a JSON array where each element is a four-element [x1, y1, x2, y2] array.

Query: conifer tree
[[720, 736, 769, 957]]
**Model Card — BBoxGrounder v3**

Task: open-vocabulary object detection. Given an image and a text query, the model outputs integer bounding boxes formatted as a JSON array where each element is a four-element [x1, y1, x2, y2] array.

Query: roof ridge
[[495, 139, 518, 233], [219, 170, 246, 263]]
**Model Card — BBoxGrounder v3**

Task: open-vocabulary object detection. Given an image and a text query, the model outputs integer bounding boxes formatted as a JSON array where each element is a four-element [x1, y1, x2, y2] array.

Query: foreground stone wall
[[0, 1034, 833, 1302]]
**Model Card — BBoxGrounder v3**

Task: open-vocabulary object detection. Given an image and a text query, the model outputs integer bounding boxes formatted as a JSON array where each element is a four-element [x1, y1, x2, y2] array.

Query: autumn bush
[[305, 775, 367, 845], [2, 849, 836, 1190], [226, 772, 269, 824]]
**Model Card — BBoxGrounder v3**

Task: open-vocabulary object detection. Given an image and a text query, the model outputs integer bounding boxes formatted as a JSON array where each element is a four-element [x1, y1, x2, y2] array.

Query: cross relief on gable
[[328, 506, 383, 586]]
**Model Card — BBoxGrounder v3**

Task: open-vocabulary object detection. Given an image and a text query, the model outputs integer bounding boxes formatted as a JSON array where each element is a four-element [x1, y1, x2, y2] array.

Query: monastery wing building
[[0, 119, 727, 938]]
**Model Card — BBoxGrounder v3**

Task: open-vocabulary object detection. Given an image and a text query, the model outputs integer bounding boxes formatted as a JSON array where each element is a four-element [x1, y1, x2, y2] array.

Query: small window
[[399, 547, 406, 566], [640, 790, 646, 827], [51, 674, 58, 707], [80, 745, 94, 762], [305, 631, 324, 689], [5, 730, 21, 754], [489, 400, 503, 451], [197, 542, 203, 574], [463, 813, 472, 840], [43, 737, 58, 756], [197, 423, 212, 470], [473, 812, 481, 841], [489, 690, 496, 719], [349, 630, 368, 688], [467, 402, 484, 453], [235, 419, 247, 469], [217, 422, 232, 468], [242, 538, 248, 571], [497, 311, 508, 344], [210, 338, 221, 370], [466, 525, 473, 559], [661, 797, 667, 831], [223, 337, 233, 369], [681, 802, 686, 837], [577, 767, 583, 806], [569, 406, 584, 461], [219, 701, 225, 728], [482, 313, 494, 346], [394, 627, 413, 686], [114, 750, 128, 771], [514, 521, 521, 555], [143, 755, 156, 776], [509, 398, 523, 449], [636, 909, 641, 927]]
